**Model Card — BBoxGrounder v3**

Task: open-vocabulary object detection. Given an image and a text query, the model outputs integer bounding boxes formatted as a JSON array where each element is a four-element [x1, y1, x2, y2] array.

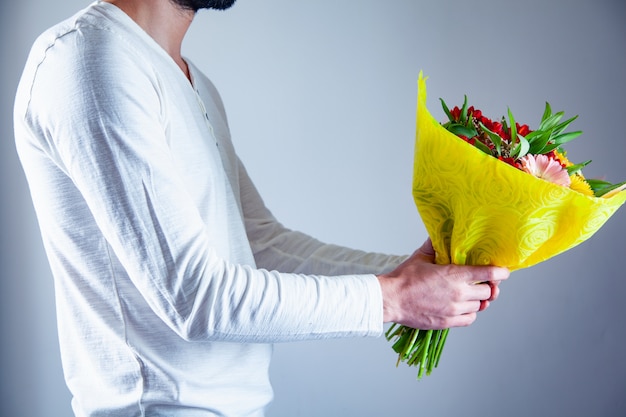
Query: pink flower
[[520, 154, 571, 187]]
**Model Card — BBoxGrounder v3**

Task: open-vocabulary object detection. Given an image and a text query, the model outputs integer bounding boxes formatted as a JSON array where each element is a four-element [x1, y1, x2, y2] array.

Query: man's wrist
[[376, 274, 397, 324]]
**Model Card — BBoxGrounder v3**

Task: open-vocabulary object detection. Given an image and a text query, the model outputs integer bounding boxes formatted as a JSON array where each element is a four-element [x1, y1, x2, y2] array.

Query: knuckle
[[487, 268, 501, 281], [442, 303, 460, 317], [450, 287, 464, 302], [451, 304, 465, 316], [438, 317, 453, 329]]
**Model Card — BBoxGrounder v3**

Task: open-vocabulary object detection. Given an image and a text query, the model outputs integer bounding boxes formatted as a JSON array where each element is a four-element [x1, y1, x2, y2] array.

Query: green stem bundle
[[385, 324, 449, 379]]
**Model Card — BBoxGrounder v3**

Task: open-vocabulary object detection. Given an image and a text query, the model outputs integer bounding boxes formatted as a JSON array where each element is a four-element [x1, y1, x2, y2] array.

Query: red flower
[[459, 135, 476, 145], [517, 123, 531, 137], [450, 106, 461, 122], [498, 156, 520, 168], [468, 106, 482, 119], [482, 118, 504, 138]]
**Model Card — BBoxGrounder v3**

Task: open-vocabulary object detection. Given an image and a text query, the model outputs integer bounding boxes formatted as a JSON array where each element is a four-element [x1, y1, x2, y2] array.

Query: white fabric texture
[[14, 2, 404, 416]]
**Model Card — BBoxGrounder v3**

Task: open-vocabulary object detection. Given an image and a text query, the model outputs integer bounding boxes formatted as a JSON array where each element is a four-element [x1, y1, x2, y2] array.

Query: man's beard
[[170, 0, 236, 12]]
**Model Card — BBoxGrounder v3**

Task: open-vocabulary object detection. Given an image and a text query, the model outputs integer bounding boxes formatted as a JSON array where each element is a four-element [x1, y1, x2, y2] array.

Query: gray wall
[[2, 1, 625, 416]]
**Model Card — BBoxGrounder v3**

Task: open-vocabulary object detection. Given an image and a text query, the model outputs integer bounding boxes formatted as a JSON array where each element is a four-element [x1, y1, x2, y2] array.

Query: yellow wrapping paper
[[413, 73, 626, 270], [386, 73, 625, 378]]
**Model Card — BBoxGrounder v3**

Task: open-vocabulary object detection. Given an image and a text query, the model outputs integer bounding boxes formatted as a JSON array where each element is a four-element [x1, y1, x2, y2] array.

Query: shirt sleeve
[[18, 26, 387, 343], [238, 160, 408, 275]]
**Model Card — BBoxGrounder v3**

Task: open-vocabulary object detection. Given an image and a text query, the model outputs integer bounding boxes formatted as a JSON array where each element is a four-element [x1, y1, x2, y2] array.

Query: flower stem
[[386, 325, 450, 378]]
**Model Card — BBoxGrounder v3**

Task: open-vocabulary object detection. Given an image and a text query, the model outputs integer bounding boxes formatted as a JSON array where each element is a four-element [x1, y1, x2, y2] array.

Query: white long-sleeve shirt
[[14, 2, 404, 416]]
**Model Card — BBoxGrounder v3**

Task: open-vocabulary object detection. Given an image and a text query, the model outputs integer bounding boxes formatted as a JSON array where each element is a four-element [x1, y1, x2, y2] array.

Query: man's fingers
[[447, 311, 478, 328], [485, 266, 510, 282], [488, 281, 500, 301], [463, 265, 510, 284], [465, 280, 501, 304], [466, 282, 492, 302], [438, 298, 492, 328]]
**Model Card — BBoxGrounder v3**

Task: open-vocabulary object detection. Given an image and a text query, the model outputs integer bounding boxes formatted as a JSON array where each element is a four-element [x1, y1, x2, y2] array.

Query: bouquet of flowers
[[386, 72, 626, 378]]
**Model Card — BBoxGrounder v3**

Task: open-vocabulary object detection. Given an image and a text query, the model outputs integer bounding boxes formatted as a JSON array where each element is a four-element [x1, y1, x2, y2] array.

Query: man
[[14, 0, 509, 415]]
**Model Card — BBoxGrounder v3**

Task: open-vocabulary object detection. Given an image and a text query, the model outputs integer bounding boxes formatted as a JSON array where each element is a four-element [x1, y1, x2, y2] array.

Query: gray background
[[2, 1, 625, 416]]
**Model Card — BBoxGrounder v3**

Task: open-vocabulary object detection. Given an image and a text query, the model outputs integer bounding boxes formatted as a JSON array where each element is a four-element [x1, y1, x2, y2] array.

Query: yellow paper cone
[[413, 72, 626, 270]]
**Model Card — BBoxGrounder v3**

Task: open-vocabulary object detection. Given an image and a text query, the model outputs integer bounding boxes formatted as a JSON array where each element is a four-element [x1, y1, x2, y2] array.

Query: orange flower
[[555, 150, 574, 167]]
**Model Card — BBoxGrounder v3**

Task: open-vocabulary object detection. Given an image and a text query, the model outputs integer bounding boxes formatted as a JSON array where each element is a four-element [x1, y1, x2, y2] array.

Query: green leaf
[[460, 95, 469, 124], [540, 141, 561, 154], [565, 160, 591, 175], [511, 133, 530, 159], [508, 108, 517, 141], [538, 111, 564, 132], [501, 116, 509, 134], [551, 115, 579, 137], [516, 133, 530, 158], [594, 181, 626, 197], [552, 130, 582, 145], [447, 123, 477, 138], [508, 108, 520, 157], [439, 98, 454, 122], [472, 139, 493, 155], [527, 131, 552, 154], [586, 178, 611, 189], [524, 130, 542, 140], [541, 102, 552, 124], [479, 122, 502, 155]]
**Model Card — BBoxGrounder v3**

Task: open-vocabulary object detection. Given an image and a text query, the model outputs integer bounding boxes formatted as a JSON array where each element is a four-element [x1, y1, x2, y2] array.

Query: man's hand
[[377, 239, 509, 330]]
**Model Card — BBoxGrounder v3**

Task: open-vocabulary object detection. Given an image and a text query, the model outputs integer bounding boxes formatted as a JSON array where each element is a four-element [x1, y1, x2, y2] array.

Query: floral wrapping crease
[[386, 72, 626, 378]]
